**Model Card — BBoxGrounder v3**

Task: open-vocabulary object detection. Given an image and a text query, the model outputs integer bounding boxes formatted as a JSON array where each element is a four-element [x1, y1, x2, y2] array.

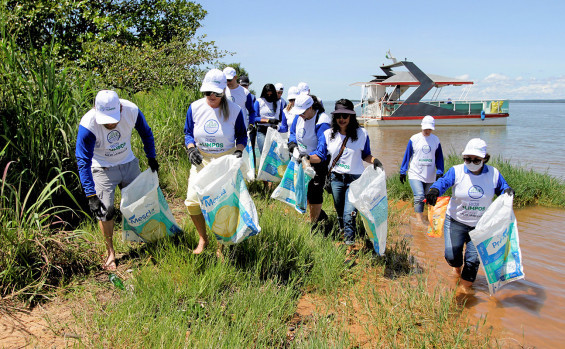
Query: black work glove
[[234, 150, 243, 158], [297, 152, 310, 164], [268, 118, 279, 125], [187, 147, 203, 166], [436, 173, 442, 181], [373, 158, 383, 170], [425, 188, 440, 206], [504, 187, 515, 196], [88, 195, 106, 218], [288, 142, 297, 154], [399, 173, 406, 184], [147, 158, 159, 172], [247, 123, 256, 133]]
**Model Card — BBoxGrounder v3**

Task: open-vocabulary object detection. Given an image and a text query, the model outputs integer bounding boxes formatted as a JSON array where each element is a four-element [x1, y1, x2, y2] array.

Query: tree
[[2, 0, 227, 92]]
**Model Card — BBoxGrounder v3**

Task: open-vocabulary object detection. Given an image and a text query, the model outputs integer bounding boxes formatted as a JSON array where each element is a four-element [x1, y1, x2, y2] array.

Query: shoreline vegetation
[[1, 3, 565, 346]]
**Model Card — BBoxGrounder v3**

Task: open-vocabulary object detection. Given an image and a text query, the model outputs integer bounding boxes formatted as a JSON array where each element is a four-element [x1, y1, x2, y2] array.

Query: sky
[[198, 0, 565, 101]]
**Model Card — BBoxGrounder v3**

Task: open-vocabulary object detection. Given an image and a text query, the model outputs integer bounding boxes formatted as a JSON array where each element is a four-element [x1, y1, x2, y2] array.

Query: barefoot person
[[425, 138, 514, 294], [184, 69, 247, 254], [76, 90, 158, 270], [323, 99, 383, 245], [399, 115, 444, 225]]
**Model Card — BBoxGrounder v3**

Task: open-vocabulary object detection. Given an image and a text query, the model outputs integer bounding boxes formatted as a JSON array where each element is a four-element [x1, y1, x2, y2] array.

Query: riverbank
[[0, 196, 501, 347]]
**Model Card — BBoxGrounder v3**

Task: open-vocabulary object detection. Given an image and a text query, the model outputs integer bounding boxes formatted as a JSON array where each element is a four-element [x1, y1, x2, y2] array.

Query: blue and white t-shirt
[[184, 98, 247, 154], [431, 164, 510, 227], [225, 85, 257, 128], [75, 99, 156, 196], [323, 128, 371, 175], [400, 132, 444, 183], [289, 112, 331, 160]]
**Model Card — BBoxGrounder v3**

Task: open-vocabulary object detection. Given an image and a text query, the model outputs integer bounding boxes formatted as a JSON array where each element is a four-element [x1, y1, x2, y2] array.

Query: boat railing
[[361, 99, 509, 118]]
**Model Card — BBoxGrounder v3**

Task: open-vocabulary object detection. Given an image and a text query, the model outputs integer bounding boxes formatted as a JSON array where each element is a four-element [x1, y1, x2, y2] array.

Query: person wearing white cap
[[297, 82, 310, 95], [399, 115, 444, 225], [184, 68, 248, 254], [283, 86, 300, 132], [274, 83, 287, 109], [76, 90, 158, 270], [322, 99, 383, 245], [253, 83, 288, 155], [288, 94, 331, 227], [223, 66, 258, 129], [425, 138, 514, 294]]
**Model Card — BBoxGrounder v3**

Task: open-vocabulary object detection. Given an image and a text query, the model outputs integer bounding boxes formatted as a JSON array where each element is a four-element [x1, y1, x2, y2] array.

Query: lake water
[[358, 102, 565, 180], [357, 101, 565, 347]]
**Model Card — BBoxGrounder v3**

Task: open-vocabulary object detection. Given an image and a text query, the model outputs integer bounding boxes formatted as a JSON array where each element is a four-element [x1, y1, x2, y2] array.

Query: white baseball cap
[[462, 138, 487, 158], [290, 94, 314, 115], [275, 83, 284, 91], [223, 67, 237, 80], [200, 69, 227, 94], [287, 86, 299, 100], [95, 90, 121, 124], [421, 115, 435, 130], [297, 82, 310, 95]]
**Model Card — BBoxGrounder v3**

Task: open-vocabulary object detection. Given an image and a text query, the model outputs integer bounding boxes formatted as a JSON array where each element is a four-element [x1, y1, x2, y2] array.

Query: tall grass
[[387, 154, 565, 208]]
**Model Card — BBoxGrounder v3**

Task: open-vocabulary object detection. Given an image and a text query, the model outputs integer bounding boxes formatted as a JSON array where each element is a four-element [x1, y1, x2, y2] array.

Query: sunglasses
[[204, 91, 223, 97], [463, 157, 482, 165], [334, 114, 350, 120]]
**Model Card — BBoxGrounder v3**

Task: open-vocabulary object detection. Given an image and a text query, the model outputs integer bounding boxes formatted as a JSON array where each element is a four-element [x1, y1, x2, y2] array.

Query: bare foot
[[103, 257, 117, 271], [456, 284, 476, 295], [216, 245, 224, 260], [192, 238, 208, 254], [451, 267, 462, 277]]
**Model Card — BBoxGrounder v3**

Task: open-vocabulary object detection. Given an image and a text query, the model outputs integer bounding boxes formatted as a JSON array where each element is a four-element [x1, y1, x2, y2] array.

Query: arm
[[288, 115, 298, 144], [399, 140, 413, 175], [430, 167, 456, 196], [494, 171, 511, 196], [234, 110, 248, 150], [435, 143, 444, 175], [278, 106, 289, 133], [134, 110, 156, 159], [184, 105, 195, 148], [75, 125, 97, 197], [310, 122, 331, 161], [361, 135, 372, 162], [246, 94, 258, 125]]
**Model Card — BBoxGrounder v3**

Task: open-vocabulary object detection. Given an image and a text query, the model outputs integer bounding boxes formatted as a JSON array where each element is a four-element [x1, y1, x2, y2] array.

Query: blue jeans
[[256, 129, 266, 155], [444, 216, 480, 282], [330, 172, 361, 242], [408, 179, 433, 213]]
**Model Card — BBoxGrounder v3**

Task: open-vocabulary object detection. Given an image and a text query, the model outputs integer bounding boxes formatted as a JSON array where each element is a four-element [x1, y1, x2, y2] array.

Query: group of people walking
[[75, 67, 513, 294]]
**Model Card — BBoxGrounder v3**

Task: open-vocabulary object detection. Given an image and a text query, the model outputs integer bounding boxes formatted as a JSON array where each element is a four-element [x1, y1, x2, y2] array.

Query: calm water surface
[[359, 102, 565, 179], [366, 102, 565, 347]]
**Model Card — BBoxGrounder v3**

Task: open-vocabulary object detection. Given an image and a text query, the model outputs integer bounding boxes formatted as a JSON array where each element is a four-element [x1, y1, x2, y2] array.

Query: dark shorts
[[307, 161, 329, 205]]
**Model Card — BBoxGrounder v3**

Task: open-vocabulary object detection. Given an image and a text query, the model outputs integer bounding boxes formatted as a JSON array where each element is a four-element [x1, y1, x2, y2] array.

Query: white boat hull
[[359, 115, 508, 127]]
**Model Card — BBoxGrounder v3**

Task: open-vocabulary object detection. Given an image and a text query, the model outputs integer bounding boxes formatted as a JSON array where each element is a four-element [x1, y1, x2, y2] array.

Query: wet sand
[[408, 206, 565, 348]]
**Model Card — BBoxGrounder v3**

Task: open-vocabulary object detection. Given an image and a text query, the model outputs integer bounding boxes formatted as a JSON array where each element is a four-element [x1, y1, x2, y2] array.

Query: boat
[[351, 53, 509, 127]]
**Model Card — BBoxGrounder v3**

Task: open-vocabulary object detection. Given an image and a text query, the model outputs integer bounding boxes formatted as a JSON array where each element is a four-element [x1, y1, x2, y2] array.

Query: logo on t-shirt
[[298, 128, 306, 138], [468, 185, 484, 199], [204, 119, 220, 134], [107, 130, 121, 143], [422, 145, 431, 154], [229, 95, 236, 102]]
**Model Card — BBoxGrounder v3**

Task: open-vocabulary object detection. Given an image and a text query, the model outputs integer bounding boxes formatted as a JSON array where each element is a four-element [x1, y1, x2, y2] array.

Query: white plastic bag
[[271, 155, 316, 213], [348, 167, 388, 256], [192, 155, 261, 245], [469, 193, 525, 295], [257, 127, 290, 182], [120, 169, 182, 242], [240, 135, 255, 181]]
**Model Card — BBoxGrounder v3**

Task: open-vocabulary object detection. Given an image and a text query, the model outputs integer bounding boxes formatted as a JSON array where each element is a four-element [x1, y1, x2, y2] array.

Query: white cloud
[[467, 74, 565, 100]]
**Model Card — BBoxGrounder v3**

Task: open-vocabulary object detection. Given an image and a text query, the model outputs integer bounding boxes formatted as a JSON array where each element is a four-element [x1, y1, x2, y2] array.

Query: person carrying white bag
[[425, 138, 515, 295], [183, 69, 248, 254]]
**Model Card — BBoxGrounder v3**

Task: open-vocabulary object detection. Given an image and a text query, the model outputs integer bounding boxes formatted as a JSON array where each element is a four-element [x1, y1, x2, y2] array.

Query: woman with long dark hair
[[253, 83, 288, 154], [323, 99, 382, 245]]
